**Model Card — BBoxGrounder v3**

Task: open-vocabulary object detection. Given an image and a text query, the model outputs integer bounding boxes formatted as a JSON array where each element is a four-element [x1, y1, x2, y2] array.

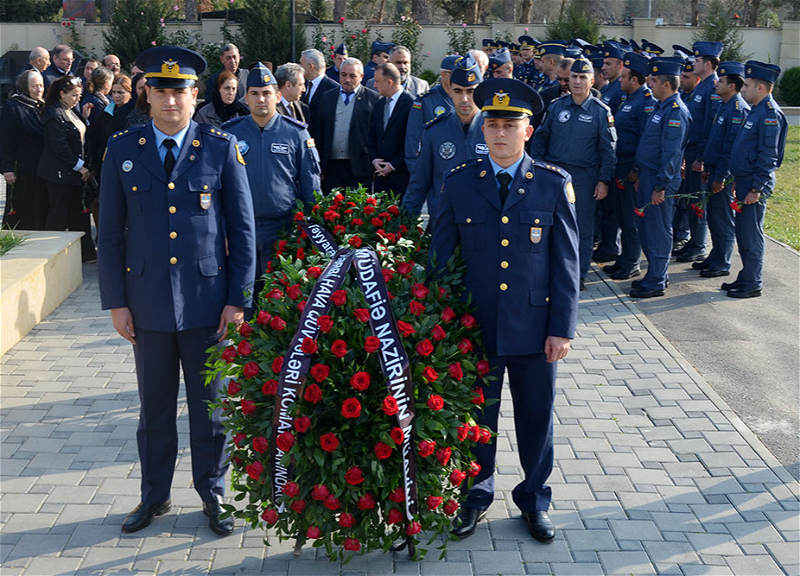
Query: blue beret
[[474, 77, 543, 118], [570, 58, 593, 74], [246, 62, 276, 88], [440, 55, 461, 71], [649, 57, 685, 77], [693, 41, 724, 58], [489, 48, 512, 70], [745, 60, 781, 84], [450, 53, 482, 87], [623, 52, 651, 77], [138, 46, 206, 88], [334, 43, 348, 56], [718, 61, 745, 78], [539, 42, 567, 57]]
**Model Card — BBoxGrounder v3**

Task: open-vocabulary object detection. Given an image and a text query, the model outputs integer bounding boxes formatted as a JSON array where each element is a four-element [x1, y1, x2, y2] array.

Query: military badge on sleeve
[[235, 143, 246, 165]]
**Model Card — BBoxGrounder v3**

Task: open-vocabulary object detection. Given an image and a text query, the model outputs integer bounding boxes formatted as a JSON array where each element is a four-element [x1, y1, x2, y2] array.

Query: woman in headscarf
[[193, 69, 248, 127]]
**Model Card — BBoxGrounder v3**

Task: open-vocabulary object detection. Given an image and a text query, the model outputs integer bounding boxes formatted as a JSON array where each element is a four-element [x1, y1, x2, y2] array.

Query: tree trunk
[[100, 0, 113, 23], [518, 0, 532, 23], [333, 0, 347, 22], [747, 0, 761, 26], [502, 0, 515, 22], [185, 0, 199, 21], [375, 0, 387, 23], [466, 0, 480, 24], [559, 0, 568, 19], [411, 0, 431, 23], [691, 0, 700, 25]]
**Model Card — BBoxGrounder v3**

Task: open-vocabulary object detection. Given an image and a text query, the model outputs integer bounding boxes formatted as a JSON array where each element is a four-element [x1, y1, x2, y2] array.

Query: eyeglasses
[[557, 76, 570, 83]]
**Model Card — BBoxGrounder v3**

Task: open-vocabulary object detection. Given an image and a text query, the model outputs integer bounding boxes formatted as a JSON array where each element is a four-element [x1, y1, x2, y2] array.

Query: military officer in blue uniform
[[488, 48, 513, 78], [675, 41, 724, 263], [429, 78, 579, 542], [696, 61, 749, 279], [725, 61, 788, 298], [223, 63, 320, 293], [402, 55, 487, 227], [535, 42, 566, 91], [603, 53, 656, 280], [363, 41, 394, 84], [600, 41, 628, 114], [629, 57, 692, 298], [326, 43, 348, 82], [98, 47, 256, 535], [532, 58, 617, 289]]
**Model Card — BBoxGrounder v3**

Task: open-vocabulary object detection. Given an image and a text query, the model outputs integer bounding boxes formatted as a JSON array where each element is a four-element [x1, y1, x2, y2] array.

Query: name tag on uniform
[[475, 143, 489, 155], [694, 94, 702, 103], [578, 114, 593, 123], [200, 193, 211, 210], [621, 105, 632, 112], [744, 121, 753, 129], [717, 116, 725, 124], [652, 115, 662, 124], [530, 227, 542, 244], [271, 143, 290, 154]]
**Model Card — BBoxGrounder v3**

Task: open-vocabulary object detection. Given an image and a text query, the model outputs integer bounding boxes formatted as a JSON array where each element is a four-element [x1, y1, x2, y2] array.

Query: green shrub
[[779, 67, 800, 106], [692, 0, 750, 62], [102, 0, 170, 70], [545, 3, 600, 44], [446, 24, 476, 57], [419, 69, 438, 86]]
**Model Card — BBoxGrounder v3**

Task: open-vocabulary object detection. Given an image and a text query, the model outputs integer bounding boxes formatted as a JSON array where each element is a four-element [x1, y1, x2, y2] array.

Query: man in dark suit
[[204, 43, 249, 102], [369, 63, 413, 198], [97, 46, 256, 536], [43, 44, 74, 90], [300, 49, 339, 137], [275, 62, 310, 124], [315, 57, 379, 194]]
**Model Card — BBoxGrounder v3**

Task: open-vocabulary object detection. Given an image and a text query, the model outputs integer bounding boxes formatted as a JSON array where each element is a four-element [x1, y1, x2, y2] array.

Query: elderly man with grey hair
[[275, 62, 310, 123], [366, 45, 429, 97], [204, 43, 248, 101], [300, 48, 340, 135], [26, 47, 50, 73]]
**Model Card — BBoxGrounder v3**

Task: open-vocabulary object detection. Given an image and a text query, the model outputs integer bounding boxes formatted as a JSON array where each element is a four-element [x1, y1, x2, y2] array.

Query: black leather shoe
[[721, 281, 741, 291], [676, 252, 706, 263], [593, 251, 619, 263], [522, 511, 555, 542], [203, 496, 234, 536], [632, 279, 669, 289], [692, 260, 711, 270], [602, 262, 621, 274], [727, 288, 761, 299], [630, 287, 665, 298], [700, 269, 730, 278], [672, 240, 688, 255], [122, 501, 171, 533], [610, 268, 641, 280], [580, 279, 586, 291], [451, 507, 487, 539]]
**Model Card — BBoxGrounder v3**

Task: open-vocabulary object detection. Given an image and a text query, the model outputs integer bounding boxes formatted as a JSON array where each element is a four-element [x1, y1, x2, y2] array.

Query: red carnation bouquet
[[207, 187, 495, 560]]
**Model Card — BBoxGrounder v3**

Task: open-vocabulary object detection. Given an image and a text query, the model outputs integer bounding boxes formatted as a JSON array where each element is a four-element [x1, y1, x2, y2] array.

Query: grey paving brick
[[420, 562, 473, 575], [643, 541, 701, 572], [618, 491, 669, 512], [470, 550, 524, 575], [691, 504, 745, 524], [686, 533, 743, 556], [724, 555, 783, 575], [608, 520, 663, 542], [597, 551, 656, 574], [564, 529, 619, 551], [726, 521, 786, 544]]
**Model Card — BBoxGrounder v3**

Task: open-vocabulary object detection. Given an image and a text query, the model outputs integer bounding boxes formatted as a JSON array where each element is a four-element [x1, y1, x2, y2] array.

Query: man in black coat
[[368, 63, 413, 198], [315, 58, 379, 194], [43, 45, 75, 90], [300, 49, 339, 138]]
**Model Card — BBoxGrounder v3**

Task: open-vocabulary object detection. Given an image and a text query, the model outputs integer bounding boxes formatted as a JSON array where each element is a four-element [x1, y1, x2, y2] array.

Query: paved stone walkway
[[1, 264, 798, 576]]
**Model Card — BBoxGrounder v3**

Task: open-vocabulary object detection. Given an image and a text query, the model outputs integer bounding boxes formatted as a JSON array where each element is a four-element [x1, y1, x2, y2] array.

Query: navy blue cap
[[629, 39, 641, 52], [440, 55, 461, 71], [717, 61, 745, 78], [497, 41, 509, 49], [509, 43, 521, 54], [246, 62, 276, 87], [139, 46, 206, 88], [450, 54, 482, 87], [602, 41, 627, 60], [684, 58, 696, 73], [489, 48, 512, 70], [619, 38, 630, 46], [371, 41, 394, 55], [693, 41, 724, 58], [518, 35, 535, 48], [672, 44, 692, 57], [642, 40, 664, 55], [334, 43, 348, 56], [482, 39, 493, 48], [583, 44, 598, 57], [565, 46, 584, 58], [745, 60, 781, 84], [571, 58, 593, 74], [475, 77, 543, 118], [572, 38, 591, 48], [649, 57, 685, 77], [623, 52, 651, 77], [539, 42, 567, 57], [589, 54, 605, 69]]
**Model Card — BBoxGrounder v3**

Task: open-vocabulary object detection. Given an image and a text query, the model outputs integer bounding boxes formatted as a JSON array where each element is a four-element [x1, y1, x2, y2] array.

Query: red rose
[[479, 428, 492, 444], [338, 512, 356, 528], [427, 395, 444, 411], [412, 283, 430, 299], [458, 338, 474, 354], [323, 495, 340, 510], [427, 496, 443, 510], [317, 315, 334, 333], [374, 442, 393, 460], [311, 484, 329, 501], [266, 288, 283, 299], [290, 499, 306, 513], [283, 481, 300, 498], [443, 500, 459, 515], [431, 325, 447, 342], [365, 197, 377, 205], [232, 433, 246, 447], [276, 431, 295, 452], [300, 337, 318, 355], [422, 367, 439, 382], [382, 268, 395, 282], [307, 266, 323, 279], [364, 336, 381, 353], [397, 261, 413, 275], [331, 339, 348, 358], [348, 235, 362, 247], [246, 461, 263, 480], [449, 469, 467, 486], [237, 340, 252, 356], [296, 248, 305, 260], [408, 300, 425, 316], [357, 493, 375, 510], [449, 363, 464, 381], [270, 315, 286, 331], [387, 508, 404, 525], [390, 427, 404, 445], [333, 224, 346, 235], [406, 521, 422, 535], [344, 538, 361, 552], [418, 439, 436, 457], [353, 308, 370, 322], [261, 508, 278, 525], [461, 313, 477, 329], [222, 346, 236, 363], [363, 205, 375, 215], [323, 209, 339, 221], [309, 364, 330, 382], [345, 466, 364, 485], [306, 525, 321, 539], [320, 433, 339, 452], [243, 362, 260, 379], [389, 487, 404, 502], [262, 379, 278, 395], [350, 371, 371, 391], [467, 461, 482, 477], [382, 396, 399, 416], [256, 310, 272, 325], [351, 218, 363, 226], [439, 287, 447, 299], [294, 416, 311, 432], [341, 397, 362, 419], [477, 360, 490, 376], [468, 425, 481, 442], [331, 290, 348, 306], [436, 447, 452, 466], [227, 380, 241, 396], [241, 399, 256, 415], [388, 205, 400, 215], [396, 320, 416, 337], [304, 383, 322, 404], [471, 386, 484, 404], [415, 339, 434, 357], [457, 423, 469, 441], [371, 217, 384, 227], [294, 211, 305, 221], [441, 308, 458, 326], [252, 436, 269, 453], [272, 356, 284, 374], [286, 284, 302, 300], [239, 322, 254, 338]]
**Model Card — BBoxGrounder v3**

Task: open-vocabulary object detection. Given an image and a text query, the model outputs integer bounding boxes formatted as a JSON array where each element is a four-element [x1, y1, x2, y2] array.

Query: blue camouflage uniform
[[531, 63, 617, 282], [633, 80, 692, 292], [728, 61, 788, 294]]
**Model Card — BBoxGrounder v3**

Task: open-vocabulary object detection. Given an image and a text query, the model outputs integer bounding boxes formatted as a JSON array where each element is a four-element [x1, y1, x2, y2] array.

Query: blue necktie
[[343, 91, 353, 105]]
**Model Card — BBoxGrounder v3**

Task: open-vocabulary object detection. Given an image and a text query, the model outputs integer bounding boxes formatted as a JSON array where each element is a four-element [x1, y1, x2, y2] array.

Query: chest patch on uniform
[[271, 143, 290, 154], [558, 110, 571, 123], [434, 105, 446, 116], [566, 182, 576, 203], [765, 118, 778, 126], [200, 193, 211, 210], [237, 140, 249, 155], [694, 94, 702, 102], [652, 115, 662, 124], [732, 117, 743, 124], [439, 142, 456, 159], [475, 143, 489, 155], [578, 114, 593, 123], [412, 101, 422, 109], [530, 227, 542, 244], [668, 119, 681, 128], [122, 160, 133, 172], [621, 104, 632, 112], [744, 121, 753, 129], [644, 105, 655, 113], [717, 116, 725, 124]]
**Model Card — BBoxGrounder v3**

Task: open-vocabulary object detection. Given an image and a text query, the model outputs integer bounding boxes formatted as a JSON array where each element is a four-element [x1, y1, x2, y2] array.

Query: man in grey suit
[[367, 46, 429, 98]]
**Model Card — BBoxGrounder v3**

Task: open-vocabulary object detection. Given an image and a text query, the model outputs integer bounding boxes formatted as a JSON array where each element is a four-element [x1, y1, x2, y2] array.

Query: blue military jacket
[[429, 154, 580, 356], [634, 93, 692, 190], [613, 85, 656, 168], [600, 77, 626, 114], [403, 110, 486, 218], [686, 73, 720, 156], [98, 120, 256, 332], [703, 93, 750, 184], [729, 94, 787, 194], [404, 85, 454, 173], [223, 114, 320, 219], [531, 93, 617, 181]]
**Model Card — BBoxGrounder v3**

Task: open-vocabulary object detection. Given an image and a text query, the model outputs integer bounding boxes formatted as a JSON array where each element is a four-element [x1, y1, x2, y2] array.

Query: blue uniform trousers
[[704, 184, 735, 272], [465, 353, 556, 513], [733, 179, 766, 291], [133, 326, 228, 506], [613, 166, 641, 273], [595, 192, 620, 257], [682, 147, 708, 255], [636, 168, 674, 290], [562, 163, 597, 280]]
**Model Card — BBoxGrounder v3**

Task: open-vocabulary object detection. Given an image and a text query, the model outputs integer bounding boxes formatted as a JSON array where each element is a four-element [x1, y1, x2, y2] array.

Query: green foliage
[[61, 19, 89, 57], [767, 126, 800, 250], [545, 2, 600, 44], [419, 69, 438, 86], [779, 67, 800, 106], [311, 25, 338, 57], [310, 0, 328, 20], [446, 24, 476, 57], [391, 15, 423, 76], [0, 0, 61, 23], [341, 24, 372, 65], [0, 230, 24, 255], [239, 0, 306, 65], [165, 28, 203, 52], [103, 0, 170, 70], [693, 0, 750, 62]]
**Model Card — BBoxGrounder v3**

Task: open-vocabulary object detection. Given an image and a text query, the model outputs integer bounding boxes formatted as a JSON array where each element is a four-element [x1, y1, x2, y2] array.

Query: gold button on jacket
[[169, 257, 178, 265]]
